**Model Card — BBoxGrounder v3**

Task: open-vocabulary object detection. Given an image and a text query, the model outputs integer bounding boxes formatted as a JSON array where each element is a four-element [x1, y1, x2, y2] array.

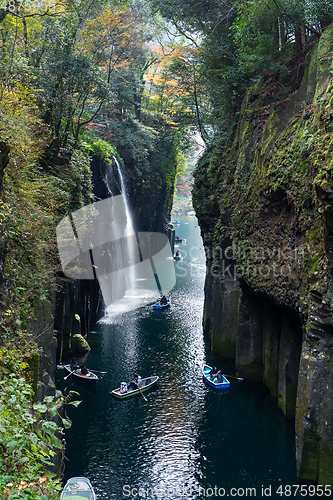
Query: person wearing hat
[[128, 374, 142, 390]]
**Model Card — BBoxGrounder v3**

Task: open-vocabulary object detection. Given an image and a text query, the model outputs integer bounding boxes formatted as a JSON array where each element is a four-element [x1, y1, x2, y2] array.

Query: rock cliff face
[[56, 152, 176, 360], [193, 28, 333, 484]]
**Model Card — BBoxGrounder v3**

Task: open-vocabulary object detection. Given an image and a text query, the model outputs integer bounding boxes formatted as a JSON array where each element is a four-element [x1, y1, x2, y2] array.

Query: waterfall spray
[[113, 158, 136, 291], [56, 158, 176, 318]]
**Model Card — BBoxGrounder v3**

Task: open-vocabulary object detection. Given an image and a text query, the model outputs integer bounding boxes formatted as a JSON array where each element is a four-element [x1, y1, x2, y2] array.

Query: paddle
[[58, 364, 105, 376], [223, 374, 243, 381], [198, 373, 244, 382], [64, 370, 76, 380], [138, 387, 148, 401]]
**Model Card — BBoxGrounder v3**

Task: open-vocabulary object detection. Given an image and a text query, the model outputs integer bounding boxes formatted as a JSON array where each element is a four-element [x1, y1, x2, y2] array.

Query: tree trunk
[[22, 18, 29, 58], [301, 26, 307, 51], [295, 27, 306, 53], [279, 17, 286, 49], [271, 17, 279, 55], [0, 141, 10, 195]]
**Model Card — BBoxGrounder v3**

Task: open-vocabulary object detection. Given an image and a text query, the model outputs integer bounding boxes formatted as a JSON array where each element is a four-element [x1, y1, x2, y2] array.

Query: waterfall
[[114, 158, 135, 238], [96, 158, 141, 316], [113, 158, 136, 290], [99, 157, 176, 320], [56, 156, 176, 321]]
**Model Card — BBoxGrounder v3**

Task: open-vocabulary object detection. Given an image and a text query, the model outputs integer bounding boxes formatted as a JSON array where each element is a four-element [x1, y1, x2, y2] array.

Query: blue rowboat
[[60, 477, 96, 500], [202, 364, 230, 390], [152, 299, 170, 310]]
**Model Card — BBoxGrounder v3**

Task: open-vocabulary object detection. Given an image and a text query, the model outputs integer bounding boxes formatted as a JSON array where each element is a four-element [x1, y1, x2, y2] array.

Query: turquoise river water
[[56, 216, 300, 499]]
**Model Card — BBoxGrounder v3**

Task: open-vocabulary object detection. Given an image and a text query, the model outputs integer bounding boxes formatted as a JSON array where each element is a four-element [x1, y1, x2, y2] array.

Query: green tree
[[232, 0, 333, 78]]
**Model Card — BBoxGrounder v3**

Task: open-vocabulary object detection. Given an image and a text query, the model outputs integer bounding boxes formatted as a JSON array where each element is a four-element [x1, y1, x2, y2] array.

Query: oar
[[138, 387, 148, 401], [64, 370, 75, 380], [223, 374, 243, 381]]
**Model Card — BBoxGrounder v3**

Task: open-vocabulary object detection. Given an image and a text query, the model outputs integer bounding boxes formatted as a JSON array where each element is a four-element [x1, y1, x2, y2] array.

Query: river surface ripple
[[57, 216, 298, 499]]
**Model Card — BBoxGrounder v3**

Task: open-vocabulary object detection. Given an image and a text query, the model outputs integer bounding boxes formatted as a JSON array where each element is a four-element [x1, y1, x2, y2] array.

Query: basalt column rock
[[296, 291, 333, 484], [236, 291, 264, 383], [54, 279, 97, 361], [201, 267, 303, 415], [278, 315, 302, 418], [203, 264, 240, 360]]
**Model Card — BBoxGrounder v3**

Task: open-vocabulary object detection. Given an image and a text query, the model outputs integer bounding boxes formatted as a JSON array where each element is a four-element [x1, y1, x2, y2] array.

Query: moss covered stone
[[298, 427, 320, 483], [236, 357, 263, 382], [24, 351, 40, 402], [265, 364, 279, 399], [71, 334, 91, 354], [318, 443, 333, 485], [278, 384, 297, 417], [211, 333, 236, 360]]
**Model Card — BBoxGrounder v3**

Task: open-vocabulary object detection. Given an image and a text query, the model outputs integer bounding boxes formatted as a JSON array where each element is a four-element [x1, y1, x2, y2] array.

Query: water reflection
[[58, 216, 298, 499]]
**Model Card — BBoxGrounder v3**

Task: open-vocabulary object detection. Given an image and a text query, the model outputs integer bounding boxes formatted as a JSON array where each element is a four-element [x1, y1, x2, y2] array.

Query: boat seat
[[62, 496, 89, 500]]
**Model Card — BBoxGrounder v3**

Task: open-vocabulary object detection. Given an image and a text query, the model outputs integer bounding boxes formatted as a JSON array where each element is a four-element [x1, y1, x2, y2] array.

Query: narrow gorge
[[1, 0, 333, 496]]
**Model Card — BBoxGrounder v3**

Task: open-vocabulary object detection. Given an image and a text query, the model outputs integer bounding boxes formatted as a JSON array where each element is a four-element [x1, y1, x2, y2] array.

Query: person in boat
[[70, 358, 80, 372], [210, 366, 217, 378], [160, 295, 168, 305], [216, 370, 224, 382], [80, 363, 88, 375], [128, 374, 142, 390], [175, 250, 180, 257]]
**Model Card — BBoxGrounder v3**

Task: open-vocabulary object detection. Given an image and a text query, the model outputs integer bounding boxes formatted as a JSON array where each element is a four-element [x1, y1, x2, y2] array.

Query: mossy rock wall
[[193, 28, 333, 483], [54, 278, 101, 361], [203, 276, 302, 405], [27, 297, 63, 475], [29, 298, 58, 402]]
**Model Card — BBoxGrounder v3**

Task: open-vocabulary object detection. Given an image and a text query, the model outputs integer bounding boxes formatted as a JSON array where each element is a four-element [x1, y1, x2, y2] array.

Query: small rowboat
[[202, 364, 230, 390], [173, 253, 182, 261], [111, 376, 159, 399], [175, 236, 186, 243], [64, 364, 99, 384], [152, 299, 170, 310], [60, 476, 96, 500]]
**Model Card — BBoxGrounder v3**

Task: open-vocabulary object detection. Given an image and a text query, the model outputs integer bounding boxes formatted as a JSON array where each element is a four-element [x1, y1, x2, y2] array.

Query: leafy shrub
[[0, 341, 80, 500]]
